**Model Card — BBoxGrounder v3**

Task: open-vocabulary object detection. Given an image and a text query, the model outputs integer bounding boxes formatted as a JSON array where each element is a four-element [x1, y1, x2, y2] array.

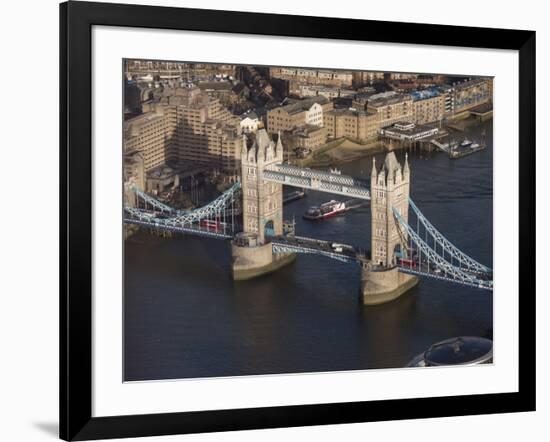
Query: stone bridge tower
[[370, 152, 410, 267], [241, 129, 284, 244], [361, 151, 417, 305]]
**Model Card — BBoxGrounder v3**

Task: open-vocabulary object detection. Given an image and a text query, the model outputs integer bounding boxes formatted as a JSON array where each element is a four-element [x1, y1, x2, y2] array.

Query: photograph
[[123, 60, 494, 382]]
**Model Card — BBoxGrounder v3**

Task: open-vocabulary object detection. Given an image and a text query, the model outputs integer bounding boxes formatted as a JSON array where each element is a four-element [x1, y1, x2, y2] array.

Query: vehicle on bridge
[[200, 219, 226, 232], [398, 257, 417, 268]]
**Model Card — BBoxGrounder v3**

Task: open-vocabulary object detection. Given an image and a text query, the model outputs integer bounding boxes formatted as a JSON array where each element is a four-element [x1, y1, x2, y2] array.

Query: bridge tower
[[231, 129, 294, 280], [241, 129, 284, 244], [370, 152, 410, 267], [361, 151, 417, 305]]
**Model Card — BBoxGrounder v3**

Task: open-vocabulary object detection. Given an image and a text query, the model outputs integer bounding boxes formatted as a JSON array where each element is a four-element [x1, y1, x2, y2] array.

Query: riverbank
[[296, 137, 385, 168]]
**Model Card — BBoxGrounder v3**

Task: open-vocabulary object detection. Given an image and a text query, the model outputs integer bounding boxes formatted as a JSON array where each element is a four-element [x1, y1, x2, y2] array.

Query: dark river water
[[124, 120, 493, 381]]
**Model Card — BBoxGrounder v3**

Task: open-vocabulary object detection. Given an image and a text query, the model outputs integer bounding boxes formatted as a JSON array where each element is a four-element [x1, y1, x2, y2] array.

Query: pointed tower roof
[[371, 156, 377, 179], [255, 129, 271, 152], [276, 130, 283, 154], [383, 151, 401, 174], [380, 151, 403, 184], [404, 152, 410, 175]]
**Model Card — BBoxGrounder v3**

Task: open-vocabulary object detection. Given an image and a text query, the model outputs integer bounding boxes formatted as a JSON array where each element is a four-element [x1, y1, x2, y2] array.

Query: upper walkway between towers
[[263, 163, 371, 200]]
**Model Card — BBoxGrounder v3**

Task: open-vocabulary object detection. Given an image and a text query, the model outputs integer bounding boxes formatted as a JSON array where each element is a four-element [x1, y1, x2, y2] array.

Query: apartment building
[[324, 108, 379, 142], [352, 71, 385, 88], [267, 96, 333, 134], [299, 85, 355, 100], [366, 91, 413, 128], [270, 67, 353, 87], [410, 89, 445, 125], [124, 110, 171, 172], [452, 78, 492, 113], [124, 85, 242, 176], [438, 78, 492, 115]]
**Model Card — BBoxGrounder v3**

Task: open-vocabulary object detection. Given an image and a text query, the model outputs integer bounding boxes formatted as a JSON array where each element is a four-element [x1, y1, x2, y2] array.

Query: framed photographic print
[[60, 1, 536, 440]]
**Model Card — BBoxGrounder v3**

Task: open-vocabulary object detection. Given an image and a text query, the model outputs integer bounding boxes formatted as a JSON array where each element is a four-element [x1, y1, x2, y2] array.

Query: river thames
[[124, 120, 493, 381]]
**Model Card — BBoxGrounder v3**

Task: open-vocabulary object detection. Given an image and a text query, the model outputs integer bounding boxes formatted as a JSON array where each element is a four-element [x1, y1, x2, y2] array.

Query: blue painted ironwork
[[125, 218, 234, 239], [271, 236, 358, 264], [263, 164, 371, 200], [132, 186, 177, 213], [393, 207, 492, 290], [408, 198, 491, 273], [125, 182, 241, 238]]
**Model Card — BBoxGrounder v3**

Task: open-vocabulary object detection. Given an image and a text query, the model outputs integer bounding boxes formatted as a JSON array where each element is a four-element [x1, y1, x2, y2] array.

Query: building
[[324, 108, 379, 142], [366, 91, 413, 128], [197, 80, 238, 107], [145, 164, 180, 193], [379, 121, 439, 141], [241, 130, 284, 244], [239, 112, 261, 133], [370, 152, 410, 267], [269, 67, 353, 94], [267, 96, 332, 134], [126, 60, 236, 81], [352, 71, 385, 88], [124, 85, 243, 176], [290, 125, 328, 150], [388, 72, 418, 80], [452, 78, 491, 113], [124, 109, 172, 172], [299, 85, 355, 100], [439, 78, 492, 115], [269, 67, 353, 87], [410, 89, 445, 125], [439, 85, 455, 115], [351, 92, 376, 110]]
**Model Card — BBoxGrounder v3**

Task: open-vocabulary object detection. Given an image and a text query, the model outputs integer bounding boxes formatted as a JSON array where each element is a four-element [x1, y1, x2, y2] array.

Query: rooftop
[[381, 121, 438, 137], [410, 88, 441, 101], [453, 77, 489, 90], [326, 107, 376, 117], [367, 91, 412, 107], [240, 111, 259, 120], [293, 124, 326, 136], [278, 96, 329, 115], [124, 111, 165, 138]]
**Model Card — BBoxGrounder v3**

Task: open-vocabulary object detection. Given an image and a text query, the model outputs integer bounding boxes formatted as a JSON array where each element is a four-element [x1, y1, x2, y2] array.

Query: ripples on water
[[124, 120, 493, 381]]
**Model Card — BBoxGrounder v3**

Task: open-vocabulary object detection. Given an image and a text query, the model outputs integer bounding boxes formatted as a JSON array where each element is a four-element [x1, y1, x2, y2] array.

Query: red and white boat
[[303, 200, 346, 220]]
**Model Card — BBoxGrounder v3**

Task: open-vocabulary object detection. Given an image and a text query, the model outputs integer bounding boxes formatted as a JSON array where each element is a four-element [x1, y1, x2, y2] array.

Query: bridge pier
[[360, 264, 418, 305], [231, 233, 295, 281]]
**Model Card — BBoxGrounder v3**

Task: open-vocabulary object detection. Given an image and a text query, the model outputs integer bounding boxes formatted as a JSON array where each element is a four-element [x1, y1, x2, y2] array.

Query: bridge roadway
[[398, 261, 493, 290], [270, 234, 365, 264], [263, 164, 371, 200]]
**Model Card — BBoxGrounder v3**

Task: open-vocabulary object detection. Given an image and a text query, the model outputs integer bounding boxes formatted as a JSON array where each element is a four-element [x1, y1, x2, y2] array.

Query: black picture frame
[[60, 1, 536, 440]]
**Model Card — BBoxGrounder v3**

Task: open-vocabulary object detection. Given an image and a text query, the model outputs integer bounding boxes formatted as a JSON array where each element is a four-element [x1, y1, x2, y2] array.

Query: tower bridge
[[124, 129, 492, 304]]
